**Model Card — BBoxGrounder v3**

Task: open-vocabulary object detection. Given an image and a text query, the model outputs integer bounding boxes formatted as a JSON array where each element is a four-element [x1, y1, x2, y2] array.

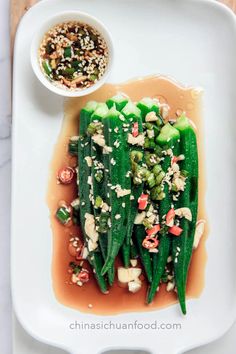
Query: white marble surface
[[1, 0, 236, 353], [0, 0, 12, 353]]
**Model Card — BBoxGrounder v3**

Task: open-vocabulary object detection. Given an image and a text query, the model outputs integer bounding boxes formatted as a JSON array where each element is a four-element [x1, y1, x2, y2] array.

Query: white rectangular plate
[[11, 1, 236, 354]]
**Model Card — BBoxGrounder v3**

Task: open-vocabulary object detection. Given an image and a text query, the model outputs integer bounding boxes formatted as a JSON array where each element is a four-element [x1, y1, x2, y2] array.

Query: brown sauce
[[47, 75, 208, 315]]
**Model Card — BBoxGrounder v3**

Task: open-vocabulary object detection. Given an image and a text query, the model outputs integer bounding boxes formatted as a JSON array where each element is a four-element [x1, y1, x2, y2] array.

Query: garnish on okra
[[57, 94, 201, 314]]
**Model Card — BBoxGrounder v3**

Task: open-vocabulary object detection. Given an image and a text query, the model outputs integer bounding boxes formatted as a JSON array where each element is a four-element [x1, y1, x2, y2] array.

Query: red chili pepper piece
[[172, 155, 184, 165], [58, 166, 75, 184], [166, 208, 175, 226], [78, 270, 90, 283], [132, 122, 139, 137], [138, 193, 149, 210], [146, 224, 161, 236], [169, 225, 183, 236], [142, 236, 159, 249], [172, 156, 178, 165]]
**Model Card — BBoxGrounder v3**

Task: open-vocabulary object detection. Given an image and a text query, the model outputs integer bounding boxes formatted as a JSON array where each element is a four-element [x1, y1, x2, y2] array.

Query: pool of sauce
[[47, 75, 208, 315]]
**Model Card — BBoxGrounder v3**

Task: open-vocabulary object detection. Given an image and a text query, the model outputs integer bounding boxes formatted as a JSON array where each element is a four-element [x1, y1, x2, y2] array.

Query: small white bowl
[[30, 11, 113, 97]]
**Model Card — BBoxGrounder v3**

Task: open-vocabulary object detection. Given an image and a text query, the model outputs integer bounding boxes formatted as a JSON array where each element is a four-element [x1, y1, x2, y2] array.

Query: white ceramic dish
[[31, 11, 113, 97], [12, 0, 236, 354]]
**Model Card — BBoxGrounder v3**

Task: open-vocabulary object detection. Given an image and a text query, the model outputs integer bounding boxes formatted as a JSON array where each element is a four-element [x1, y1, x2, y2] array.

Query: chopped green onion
[[145, 153, 159, 167], [64, 46, 72, 58], [154, 145, 163, 157], [148, 139, 156, 149], [152, 124, 161, 136], [144, 137, 150, 149], [56, 206, 71, 225], [139, 167, 150, 181], [143, 218, 153, 229], [181, 170, 189, 177], [157, 191, 165, 200], [150, 186, 165, 201], [171, 183, 178, 192], [95, 196, 103, 208], [95, 170, 103, 182], [87, 122, 98, 135], [152, 164, 162, 176], [87, 121, 103, 135], [145, 123, 153, 130], [78, 29, 86, 36], [90, 33, 98, 43], [45, 42, 54, 55], [62, 67, 76, 77], [69, 262, 81, 275], [155, 115, 164, 127], [130, 150, 143, 163], [90, 74, 98, 81], [42, 60, 52, 76], [71, 60, 81, 69], [147, 173, 156, 188], [155, 171, 165, 185], [98, 212, 110, 233]]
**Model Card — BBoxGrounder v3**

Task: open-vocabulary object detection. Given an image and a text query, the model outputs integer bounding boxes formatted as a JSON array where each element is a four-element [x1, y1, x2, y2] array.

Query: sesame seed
[[110, 158, 116, 165]]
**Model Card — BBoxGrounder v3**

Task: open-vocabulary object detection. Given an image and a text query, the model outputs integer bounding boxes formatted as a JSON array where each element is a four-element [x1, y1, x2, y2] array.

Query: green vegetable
[[147, 123, 180, 304], [95, 196, 103, 208], [106, 94, 129, 112], [62, 67, 76, 77], [144, 137, 156, 150], [156, 122, 180, 146], [90, 74, 98, 81], [137, 97, 160, 119], [90, 74, 98, 82], [152, 164, 162, 176], [72, 97, 199, 312], [121, 242, 131, 268], [97, 212, 109, 233], [147, 173, 156, 188], [42, 60, 52, 76], [69, 262, 82, 275], [45, 42, 54, 55], [90, 103, 115, 286], [155, 171, 165, 185], [120, 102, 143, 267], [130, 241, 139, 259], [64, 46, 72, 58], [94, 170, 103, 183], [71, 60, 81, 69], [150, 186, 165, 201], [78, 101, 108, 293], [172, 114, 198, 315], [56, 206, 71, 225], [134, 225, 152, 283], [101, 106, 132, 275], [145, 152, 160, 167]]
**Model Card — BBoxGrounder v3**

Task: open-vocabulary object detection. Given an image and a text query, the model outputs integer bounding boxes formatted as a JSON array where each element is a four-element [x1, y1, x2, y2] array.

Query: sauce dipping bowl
[[31, 11, 113, 97]]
